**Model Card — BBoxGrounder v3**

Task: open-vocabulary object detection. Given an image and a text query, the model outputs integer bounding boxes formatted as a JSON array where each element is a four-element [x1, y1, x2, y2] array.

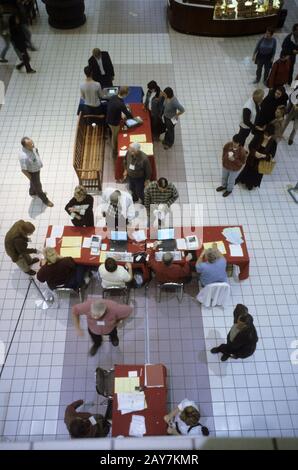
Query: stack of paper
[[176, 238, 187, 250], [222, 227, 243, 245], [132, 230, 146, 242], [117, 392, 146, 414], [129, 415, 146, 437], [229, 244, 243, 257], [114, 377, 139, 393], [60, 236, 82, 258], [61, 237, 82, 247], [130, 134, 146, 143], [203, 241, 226, 255]]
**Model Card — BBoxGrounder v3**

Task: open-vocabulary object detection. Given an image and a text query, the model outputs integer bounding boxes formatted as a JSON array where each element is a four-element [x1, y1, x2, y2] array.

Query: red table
[[111, 364, 167, 437], [115, 103, 157, 181]]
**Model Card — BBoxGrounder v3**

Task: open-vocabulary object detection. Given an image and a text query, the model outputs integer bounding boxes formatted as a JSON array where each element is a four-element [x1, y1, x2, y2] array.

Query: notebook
[[145, 364, 165, 388]]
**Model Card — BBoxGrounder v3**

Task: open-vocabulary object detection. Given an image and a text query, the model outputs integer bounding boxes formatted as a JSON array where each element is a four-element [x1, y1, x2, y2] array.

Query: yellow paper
[[99, 251, 107, 263], [114, 377, 140, 393], [130, 134, 147, 143], [60, 247, 82, 258], [139, 143, 153, 155], [203, 241, 226, 255], [61, 236, 82, 247]]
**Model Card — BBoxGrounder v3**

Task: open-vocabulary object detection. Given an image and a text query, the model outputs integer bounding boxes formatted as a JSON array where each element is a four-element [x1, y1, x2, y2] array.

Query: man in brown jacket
[[216, 134, 248, 197], [4, 220, 39, 275], [64, 399, 110, 438]]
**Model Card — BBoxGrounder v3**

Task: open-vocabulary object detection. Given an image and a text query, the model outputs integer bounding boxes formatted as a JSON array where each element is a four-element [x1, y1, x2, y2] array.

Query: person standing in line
[[88, 48, 115, 88], [123, 142, 151, 203], [256, 86, 288, 130], [281, 23, 298, 85], [267, 51, 292, 89], [4, 220, 39, 275], [282, 94, 298, 146], [144, 80, 164, 140], [270, 105, 286, 142], [211, 304, 258, 361], [252, 28, 276, 85], [19, 136, 54, 207], [238, 89, 265, 146], [161, 87, 185, 150], [80, 66, 102, 116], [106, 86, 133, 159], [9, 14, 35, 73], [216, 134, 248, 197], [72, 298, 133, 356]]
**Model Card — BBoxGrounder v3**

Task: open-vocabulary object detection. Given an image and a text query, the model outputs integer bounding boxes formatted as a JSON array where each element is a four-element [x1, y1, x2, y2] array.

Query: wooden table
[[111, 364, 168, 437]]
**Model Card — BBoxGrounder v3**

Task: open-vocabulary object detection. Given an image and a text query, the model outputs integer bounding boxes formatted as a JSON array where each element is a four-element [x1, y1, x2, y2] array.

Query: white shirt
[[148, 91, 156, 111], [19, 147, 43, 173], [240, 97, 257, 129], [173, 399, 201, 436], [98, 264, 131, 288], [101, 187, 135, 221], [96, 57, 105, 75]]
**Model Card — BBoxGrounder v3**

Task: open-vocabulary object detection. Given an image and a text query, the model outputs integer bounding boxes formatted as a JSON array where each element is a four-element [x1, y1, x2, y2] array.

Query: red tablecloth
[[115, 103, 157, 181], [112, 364, 167, 437]]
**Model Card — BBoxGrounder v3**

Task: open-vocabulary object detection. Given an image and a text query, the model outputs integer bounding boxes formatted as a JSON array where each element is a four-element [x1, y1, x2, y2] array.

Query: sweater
[[222, 142, 247, 171], [37, 257, 76, 290]]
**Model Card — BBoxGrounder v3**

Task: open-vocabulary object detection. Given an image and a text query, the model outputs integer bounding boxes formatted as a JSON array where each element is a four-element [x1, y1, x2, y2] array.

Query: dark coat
[[225, 304, 258, 359], [4, 220, 36, 262], [88, 51, 114, 88], [64, 400, 110, 438], [257, 89, 288, 126], [65, 194, 94, 227], [9, 15, 27, 52]]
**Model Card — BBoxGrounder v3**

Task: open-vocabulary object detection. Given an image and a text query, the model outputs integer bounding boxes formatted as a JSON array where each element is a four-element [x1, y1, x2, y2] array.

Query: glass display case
[[214, 0, 281, 20]]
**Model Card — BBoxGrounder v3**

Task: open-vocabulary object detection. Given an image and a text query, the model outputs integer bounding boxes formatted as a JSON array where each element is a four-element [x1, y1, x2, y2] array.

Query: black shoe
[[253, 79, 259, 84], [16, 63, 24, 70], [29, 258, 39, 265], [288, 139, 293, 145], [25, 269, 36, 276], [221, 353, 230, 362], [216, 186, 226, 192], [27, 69, 36, 74], [89, 344, 100, 356], [223, 190, 232, 197], [211, 347, 219, 354], [111, 336, 119, 347], [0, 58, 8, 63]]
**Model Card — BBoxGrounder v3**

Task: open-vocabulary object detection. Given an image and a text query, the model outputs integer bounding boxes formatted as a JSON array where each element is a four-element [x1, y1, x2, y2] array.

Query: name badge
[[96, 321, 105, 326], [89, 416, 97, 426], [129, 164, 135, 171]]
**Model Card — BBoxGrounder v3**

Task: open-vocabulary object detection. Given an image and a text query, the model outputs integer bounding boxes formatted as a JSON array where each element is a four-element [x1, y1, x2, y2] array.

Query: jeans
[[164, 117, 175, 147], [128, 176, 145, 203], [238, 126, 251, 146], [256, 56, 272, 82], [29, 171, 49, 204], [222, 167, 240, 192], [88, 327, 118, 347]]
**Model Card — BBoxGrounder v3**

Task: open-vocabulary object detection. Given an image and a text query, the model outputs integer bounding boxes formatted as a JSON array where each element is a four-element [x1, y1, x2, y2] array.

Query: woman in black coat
[[256, 86, 288, 128], [65, 186, 94, 227], [9, 14, 35, 73], [235, 124, 277, 190], [144, 80, 164, 140], [211, 304, 258, 361]]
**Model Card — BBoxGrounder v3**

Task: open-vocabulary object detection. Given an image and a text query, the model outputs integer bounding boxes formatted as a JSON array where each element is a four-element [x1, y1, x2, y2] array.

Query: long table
[[115, 102, 157, 181], [46, 225, 249, 281], [111, 364, 168, 437]]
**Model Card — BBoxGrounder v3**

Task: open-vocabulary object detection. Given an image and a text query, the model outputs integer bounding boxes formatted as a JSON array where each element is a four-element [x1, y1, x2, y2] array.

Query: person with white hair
[[148, 250, 192, 284], [123, 142, 151, 203], [101, 187, 135, 229], [195, 244, 227, 287], [72, 297, 133, 356]]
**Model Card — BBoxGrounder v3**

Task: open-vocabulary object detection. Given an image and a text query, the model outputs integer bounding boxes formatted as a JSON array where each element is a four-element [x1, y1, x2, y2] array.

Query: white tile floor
[[0, 0, 298, 443]]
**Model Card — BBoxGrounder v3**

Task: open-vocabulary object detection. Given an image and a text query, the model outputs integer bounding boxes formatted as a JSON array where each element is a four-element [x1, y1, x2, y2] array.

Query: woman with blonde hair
[[196, 243, 228, 287], [5, 220, 39, 275], [65, 186, 94, 227], [164, 399, 209, 436], [37, 247, 89, 290]]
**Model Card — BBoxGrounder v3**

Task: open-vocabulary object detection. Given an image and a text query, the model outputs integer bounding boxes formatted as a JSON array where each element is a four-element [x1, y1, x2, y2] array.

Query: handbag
[[258, 158, 275, 175]]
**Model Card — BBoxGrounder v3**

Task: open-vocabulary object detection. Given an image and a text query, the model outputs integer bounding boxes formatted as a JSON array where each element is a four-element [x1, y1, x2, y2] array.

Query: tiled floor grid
[[0, 0, 297, 442]]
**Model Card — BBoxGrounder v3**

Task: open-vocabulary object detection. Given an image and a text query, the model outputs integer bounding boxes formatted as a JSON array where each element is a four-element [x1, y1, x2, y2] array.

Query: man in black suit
[[88, 48, 115, 88], [106, 86, 133, 159]]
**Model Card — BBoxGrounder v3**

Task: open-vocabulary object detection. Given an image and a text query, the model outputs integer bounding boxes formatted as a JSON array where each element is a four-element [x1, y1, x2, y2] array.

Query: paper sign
[[82, 237, 91, 248], [119, 150, 126, 157], [61, 236, 82, 247], [128, 371, 138, 377], [229, 244, 243, 257], [114, 377, 140, 393], [130, 134, 146, 143], [121, 145, 127, 150], [60, 247, 81, 258]]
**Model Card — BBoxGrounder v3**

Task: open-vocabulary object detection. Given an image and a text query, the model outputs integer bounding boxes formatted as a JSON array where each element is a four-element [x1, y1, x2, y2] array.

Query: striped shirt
[[144, 181, 179, 210]]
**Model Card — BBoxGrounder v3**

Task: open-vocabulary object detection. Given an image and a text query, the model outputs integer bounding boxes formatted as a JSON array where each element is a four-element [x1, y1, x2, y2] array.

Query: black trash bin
[[277, 9, 288, 29]]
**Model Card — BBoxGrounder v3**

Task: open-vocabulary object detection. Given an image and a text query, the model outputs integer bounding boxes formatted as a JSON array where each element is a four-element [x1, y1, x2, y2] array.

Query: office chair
[[157, 282, 184, 303], [95, 367, 115, 421], [102, 286, 130, 304]]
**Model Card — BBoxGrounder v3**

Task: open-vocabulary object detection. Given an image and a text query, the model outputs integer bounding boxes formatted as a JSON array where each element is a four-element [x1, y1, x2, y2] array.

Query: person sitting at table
[[64, 399, 110, 438], [144, 177, 179, 223], [144, 80, 164, 140], [37, 247, 90, 291], [148, 251, 192, 284], [123, 142, 151, 203], [88, 48, 115, 88], [72, 298, 133, 355], [98, 257, 132, 288], [211, 304, 258, 361], [164, 398, 209, 436], [80, 66, 103, 116], [106, 86, 133, 159], [196, 245, 227, 287], [65, 185, 94, 227], [101, 187, 135, 230]]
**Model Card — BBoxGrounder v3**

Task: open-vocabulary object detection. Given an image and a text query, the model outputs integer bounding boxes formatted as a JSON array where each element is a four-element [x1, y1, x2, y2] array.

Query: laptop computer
[[102, 87, 119, 99], [110, 231, 128, 252], [157, 228, 176, 251]]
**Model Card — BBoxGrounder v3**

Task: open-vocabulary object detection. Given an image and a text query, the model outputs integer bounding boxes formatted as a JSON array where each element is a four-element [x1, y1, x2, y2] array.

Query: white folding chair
[[196, 282, 230, 307]]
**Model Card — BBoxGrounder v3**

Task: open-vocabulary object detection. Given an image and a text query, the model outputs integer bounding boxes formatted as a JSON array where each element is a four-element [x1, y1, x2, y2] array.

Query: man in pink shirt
[[72, 297, 133, 356]]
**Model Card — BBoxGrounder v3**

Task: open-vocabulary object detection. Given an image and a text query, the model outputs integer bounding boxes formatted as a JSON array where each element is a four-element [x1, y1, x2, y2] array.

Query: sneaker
[[221, 353, 230, 362], [111, 336, 119, 347], [288, 139, 293, 145], [0, 58, 8, 63], [222, 190, 232, 197], [89, 344, 100, 356], [46, 201, 54, 207], [29, 257, 40, 265], [210, 347, 219, 354], [216, 186, 226, 192], [25, 269, 36, 276]]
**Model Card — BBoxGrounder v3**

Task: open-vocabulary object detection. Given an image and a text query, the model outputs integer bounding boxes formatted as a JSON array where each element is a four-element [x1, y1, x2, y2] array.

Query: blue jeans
[[222, 167, 240, 192]]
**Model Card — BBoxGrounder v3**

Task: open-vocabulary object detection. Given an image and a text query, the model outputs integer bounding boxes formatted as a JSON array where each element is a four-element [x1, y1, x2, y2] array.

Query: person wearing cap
[[88, 48, 115, 88], [72, 297, 133, 356], [98, 257, 133, 289], [144, 177, 179, 220], [65, 186, 94, 227], [101, 187, 135, 230], [282, 91, 298, 145], [196, 244, 227, 287], [148, 251, 192, 284], [106, 86, 133, 159], [216, 134, 248, 197], [211, 304, 258, 361], [123, 142, 151, 203]]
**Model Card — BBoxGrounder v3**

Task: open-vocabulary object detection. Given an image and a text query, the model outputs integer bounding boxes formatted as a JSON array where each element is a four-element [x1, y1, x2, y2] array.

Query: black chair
[[102, 285, 130, 304], [95, 367, 115, 421]]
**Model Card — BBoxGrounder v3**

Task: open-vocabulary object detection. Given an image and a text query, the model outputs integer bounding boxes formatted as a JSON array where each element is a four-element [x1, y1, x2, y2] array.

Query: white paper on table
[[129, 415, 146, 437], [121, 145, 127, 150], [176, 238, 187, 250], [119, 150, 127, 157], [82, 237, 91, 248], [132, 230, 146, 242], [117, 392, 145, 414], [229, 244, 243, 257], [50, 226, 64, 238], [128, 371, 138, 377], [45, 238, 56, 248]]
